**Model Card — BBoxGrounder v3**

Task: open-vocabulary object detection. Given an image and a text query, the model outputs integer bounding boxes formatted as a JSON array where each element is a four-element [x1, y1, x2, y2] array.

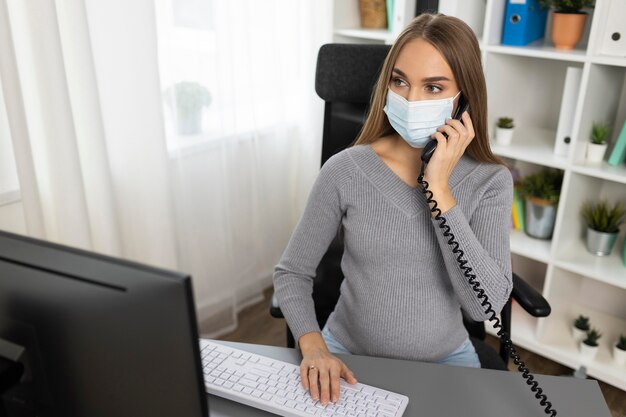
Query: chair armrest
[[511, 273, 551, 317], [269, 293, 284, 318]]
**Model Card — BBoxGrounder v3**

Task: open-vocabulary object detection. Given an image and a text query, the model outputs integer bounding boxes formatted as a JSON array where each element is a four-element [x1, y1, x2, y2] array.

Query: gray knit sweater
[[273, 144, 513, 361]]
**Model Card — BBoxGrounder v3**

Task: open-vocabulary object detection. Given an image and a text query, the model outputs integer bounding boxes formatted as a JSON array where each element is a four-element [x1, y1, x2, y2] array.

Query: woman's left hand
[[422, 111, 475, 214]]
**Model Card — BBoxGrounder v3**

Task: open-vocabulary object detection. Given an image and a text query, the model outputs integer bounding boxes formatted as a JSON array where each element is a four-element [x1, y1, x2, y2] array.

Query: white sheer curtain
[[0, 0, 331, 336]]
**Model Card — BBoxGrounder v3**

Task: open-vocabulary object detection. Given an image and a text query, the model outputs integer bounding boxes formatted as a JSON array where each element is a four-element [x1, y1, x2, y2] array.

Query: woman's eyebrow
[[421, 76, 451, 83], [392, 68, 450, 83]]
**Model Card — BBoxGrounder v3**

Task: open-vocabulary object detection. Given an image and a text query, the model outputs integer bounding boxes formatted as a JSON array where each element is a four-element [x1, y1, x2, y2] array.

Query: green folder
[[608, 119, 626, 166], [386, 0, 394, 30]]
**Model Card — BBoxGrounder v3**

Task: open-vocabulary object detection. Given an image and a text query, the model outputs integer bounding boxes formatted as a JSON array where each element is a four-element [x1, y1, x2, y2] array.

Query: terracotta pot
[[551, 12, 587, 50]]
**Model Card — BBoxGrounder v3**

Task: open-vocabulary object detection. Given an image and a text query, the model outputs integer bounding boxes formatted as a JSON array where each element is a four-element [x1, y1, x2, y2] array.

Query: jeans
[[321, 324, 481, 369]]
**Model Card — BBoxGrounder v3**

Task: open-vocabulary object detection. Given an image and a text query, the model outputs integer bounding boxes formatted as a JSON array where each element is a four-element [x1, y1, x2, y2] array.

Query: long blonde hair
[[353, 13, 503, 165]]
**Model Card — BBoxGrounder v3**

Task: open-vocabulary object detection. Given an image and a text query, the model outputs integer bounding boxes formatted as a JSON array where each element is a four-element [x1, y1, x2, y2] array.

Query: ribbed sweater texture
[[273, 144, 513, 361]]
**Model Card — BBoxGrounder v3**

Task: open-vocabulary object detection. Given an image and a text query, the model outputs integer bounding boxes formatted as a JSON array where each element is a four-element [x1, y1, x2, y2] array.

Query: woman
[[273, 13, 513, 406]]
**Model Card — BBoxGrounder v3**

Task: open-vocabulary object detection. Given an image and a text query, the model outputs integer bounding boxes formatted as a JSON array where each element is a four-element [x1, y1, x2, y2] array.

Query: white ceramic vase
[[580, 342, 599, 360], [586, 142, 608, 163], [495, 127, 514, 145], [572, 326, 587, 343], [613, 345, 626, 366]]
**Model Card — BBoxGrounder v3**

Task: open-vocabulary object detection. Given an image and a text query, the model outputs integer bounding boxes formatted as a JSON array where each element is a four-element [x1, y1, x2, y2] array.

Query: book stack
[[512, 185, 525, 232]]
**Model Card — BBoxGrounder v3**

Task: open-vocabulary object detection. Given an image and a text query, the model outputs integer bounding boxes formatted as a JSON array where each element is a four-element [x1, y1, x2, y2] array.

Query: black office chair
[[270, 43, 551, 371]]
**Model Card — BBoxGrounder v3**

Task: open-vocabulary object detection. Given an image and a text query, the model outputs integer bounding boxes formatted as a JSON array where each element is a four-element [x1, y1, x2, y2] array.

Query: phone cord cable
[[417, 164, 557, 417]]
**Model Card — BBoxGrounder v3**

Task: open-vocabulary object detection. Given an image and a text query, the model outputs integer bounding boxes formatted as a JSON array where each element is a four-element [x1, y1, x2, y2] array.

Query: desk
[[206, 340, 611, 417]]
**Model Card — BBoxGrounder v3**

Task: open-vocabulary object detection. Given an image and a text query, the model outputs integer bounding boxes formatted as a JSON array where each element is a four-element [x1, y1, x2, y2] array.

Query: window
[[154, 0, 294, 153], [0, 77, 20, 205]]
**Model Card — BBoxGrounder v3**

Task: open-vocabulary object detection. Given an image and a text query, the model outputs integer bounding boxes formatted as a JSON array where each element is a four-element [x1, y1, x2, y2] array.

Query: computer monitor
[[0, 230, 209, 417]]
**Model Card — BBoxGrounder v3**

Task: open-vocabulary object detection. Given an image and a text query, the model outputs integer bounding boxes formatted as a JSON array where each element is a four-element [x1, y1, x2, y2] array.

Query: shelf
[[590, 55, 626, 68], [488, 299, 626, 392], [484, 43, 588, 63], [571, 161, 626, 185], [554, 241, 626, 290], [509, 229, 551, 264], [538, 300, 626, 392], [333, 0, 626, 394], [334, 28, 392, 42], [490, 126, 568, 170]]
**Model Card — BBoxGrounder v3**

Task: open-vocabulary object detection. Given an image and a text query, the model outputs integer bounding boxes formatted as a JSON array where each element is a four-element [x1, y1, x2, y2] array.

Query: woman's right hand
[[298, 332, 358, 405]]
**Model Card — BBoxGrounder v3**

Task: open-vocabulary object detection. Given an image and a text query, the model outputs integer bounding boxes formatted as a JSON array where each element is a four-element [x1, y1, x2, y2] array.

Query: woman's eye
[[426, 84, 443, 94], [391, 77, 407, 87]]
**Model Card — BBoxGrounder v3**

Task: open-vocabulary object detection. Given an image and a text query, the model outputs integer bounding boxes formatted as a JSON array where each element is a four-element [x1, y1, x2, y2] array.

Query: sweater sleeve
[[431, 167, 514, 321], [272, 153, 350, 345]]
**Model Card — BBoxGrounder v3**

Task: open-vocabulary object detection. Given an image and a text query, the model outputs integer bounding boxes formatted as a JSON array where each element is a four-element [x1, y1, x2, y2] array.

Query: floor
[[216, 288, 626, 417]]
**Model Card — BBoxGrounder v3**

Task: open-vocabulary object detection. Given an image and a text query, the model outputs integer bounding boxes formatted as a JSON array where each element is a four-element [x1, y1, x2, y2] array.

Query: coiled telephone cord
[[417, 165, 557, 417]]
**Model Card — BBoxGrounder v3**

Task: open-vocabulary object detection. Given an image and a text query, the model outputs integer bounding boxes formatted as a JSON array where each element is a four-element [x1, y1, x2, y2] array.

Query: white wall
[[0, 201, 26, 234]]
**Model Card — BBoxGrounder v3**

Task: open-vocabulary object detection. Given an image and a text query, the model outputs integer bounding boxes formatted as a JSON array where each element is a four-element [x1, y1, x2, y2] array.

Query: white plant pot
[[572, 327, 588, 343], [586, 142, 608, 163], [614, 346, 626, 366], [495, 127, 514, 145], [580, 342, 599, 360]]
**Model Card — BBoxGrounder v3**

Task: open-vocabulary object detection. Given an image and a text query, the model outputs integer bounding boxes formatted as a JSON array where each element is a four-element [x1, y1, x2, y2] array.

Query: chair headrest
[[315, 43, 391, 103]]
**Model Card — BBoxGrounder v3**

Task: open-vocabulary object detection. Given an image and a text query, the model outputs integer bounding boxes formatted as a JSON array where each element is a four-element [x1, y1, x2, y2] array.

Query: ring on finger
[[308, 365, 317, 371]]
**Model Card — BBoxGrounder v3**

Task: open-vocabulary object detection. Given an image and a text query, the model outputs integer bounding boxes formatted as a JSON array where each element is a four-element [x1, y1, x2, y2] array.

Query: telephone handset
[[416, 93, 557, 416], [421, 93, 470, 164]]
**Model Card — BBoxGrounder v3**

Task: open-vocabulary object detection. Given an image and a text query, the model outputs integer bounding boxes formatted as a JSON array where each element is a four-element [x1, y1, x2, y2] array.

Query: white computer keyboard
[[200, 339, 409, 417]]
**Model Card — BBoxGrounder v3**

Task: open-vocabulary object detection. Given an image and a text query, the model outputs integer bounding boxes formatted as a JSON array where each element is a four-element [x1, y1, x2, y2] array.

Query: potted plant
[[580, 328, 601, 360], [495, 117, 515, 145], [538, 0, 595, 50], [586, 121, 610, 163], [614, 335, 626, 366], [581, 200, 625, 256], [164, 81, 212, 135], [572, 315, 590, 342], [518, 169, 563, 239]]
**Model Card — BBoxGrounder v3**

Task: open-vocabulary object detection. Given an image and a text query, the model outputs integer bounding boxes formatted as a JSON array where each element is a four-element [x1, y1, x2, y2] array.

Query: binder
[[598, 0, 626, 57], [386, 0, 395, 30], [513, 185, 526, 232], [501, 0, 548, 46], [390, 0, 417, 38], [438, 0, 485, 36], [608, 120, 626, 166], [512, 200, 521, 230], [415, 0, 438, 15], [391, 0, 417, 37], [553, 66, 582, 158]]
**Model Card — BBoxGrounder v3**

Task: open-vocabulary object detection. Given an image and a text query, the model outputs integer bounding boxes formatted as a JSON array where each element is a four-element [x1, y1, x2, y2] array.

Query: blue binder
[[501, 0, 548, 46]]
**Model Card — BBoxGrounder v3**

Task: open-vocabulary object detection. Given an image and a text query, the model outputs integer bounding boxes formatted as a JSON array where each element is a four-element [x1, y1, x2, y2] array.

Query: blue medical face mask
[[383, 88, 461, 148]]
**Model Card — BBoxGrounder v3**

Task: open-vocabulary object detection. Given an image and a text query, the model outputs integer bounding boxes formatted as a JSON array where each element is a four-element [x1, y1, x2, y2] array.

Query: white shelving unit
[[334, 0, 626, 392]]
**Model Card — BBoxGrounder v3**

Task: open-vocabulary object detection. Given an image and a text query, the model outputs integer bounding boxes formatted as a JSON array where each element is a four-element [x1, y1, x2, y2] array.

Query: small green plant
[[574, 315, 590, 331], [518, 169, 564, 205], [590, 121, 610, 145], [537, 0, 595, 13], [583, 328, 602, 347], [617, 335, 626, 351], [164, 81, 211, 117], [497, 117, 514, 129], [581, 200, 625, 233]]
